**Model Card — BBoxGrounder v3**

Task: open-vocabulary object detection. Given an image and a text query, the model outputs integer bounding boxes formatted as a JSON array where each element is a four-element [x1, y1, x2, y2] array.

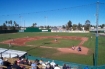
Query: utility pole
[[45, 16, 47, 26], [94, 1, 99, 69], [19, 16, 22, 27], [24, 20, 25, 28]]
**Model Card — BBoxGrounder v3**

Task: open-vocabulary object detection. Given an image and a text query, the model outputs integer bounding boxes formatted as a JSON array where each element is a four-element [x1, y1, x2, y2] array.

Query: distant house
[[90, 27, 105, 33], [51, 27, 59, 31]]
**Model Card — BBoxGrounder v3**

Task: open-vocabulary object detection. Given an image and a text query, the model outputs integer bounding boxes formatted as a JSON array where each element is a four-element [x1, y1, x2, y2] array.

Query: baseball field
[[0, 32, 105, 66]]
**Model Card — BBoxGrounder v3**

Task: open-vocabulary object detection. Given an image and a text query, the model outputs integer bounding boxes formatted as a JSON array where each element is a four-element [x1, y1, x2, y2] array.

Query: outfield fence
[[51, 30, 89, 33], [0, 30, 18, 34], [24, 27, 51, 32]]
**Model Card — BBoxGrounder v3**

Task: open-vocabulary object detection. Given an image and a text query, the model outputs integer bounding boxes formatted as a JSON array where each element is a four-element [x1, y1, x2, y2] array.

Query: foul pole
[[94, 1, 99, 69]]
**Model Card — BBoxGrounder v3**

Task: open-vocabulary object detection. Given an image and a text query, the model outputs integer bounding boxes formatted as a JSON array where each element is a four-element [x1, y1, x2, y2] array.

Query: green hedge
[[0, 30, 18, 34]]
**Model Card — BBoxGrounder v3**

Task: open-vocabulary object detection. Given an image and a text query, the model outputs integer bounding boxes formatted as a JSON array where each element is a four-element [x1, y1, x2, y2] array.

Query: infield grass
[[27, 38, 81, 48]]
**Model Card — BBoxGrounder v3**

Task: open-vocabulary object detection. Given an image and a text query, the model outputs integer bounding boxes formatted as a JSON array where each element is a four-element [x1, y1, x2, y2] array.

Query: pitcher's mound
[[51, 40, 59, 43]]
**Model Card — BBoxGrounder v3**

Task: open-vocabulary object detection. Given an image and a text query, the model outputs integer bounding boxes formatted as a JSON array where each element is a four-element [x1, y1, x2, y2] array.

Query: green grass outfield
[[0, 32, 105, 65]]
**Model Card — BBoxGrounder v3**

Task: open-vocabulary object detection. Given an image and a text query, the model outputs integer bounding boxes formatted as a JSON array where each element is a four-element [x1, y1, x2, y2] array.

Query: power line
[[100, 2, 105, 4], [0, 3, 98, 16]]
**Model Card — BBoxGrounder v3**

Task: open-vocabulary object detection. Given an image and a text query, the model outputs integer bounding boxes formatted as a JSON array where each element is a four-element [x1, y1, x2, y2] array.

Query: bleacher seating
[[0, 56, 93, 69]]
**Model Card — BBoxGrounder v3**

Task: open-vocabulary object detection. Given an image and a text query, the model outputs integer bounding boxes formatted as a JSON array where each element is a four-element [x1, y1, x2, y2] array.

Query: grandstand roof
[[0, 48, 27, 58], [0, 48, 7, 53]]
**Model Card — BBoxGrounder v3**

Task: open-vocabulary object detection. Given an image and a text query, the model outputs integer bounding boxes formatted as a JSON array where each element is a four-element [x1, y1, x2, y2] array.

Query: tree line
[[0, 20, 20, 30], [1, 20, 105, 31], [31, 20, 105, 31], [62, 20, 105, 31]]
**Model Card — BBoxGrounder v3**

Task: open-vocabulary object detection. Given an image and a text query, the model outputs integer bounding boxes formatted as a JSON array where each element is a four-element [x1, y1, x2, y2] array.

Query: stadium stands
[[1, 48, 104, 69]]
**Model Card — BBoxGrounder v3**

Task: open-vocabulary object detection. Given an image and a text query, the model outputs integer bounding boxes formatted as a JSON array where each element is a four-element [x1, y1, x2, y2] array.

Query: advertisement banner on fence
[[42, 30, 48, 32]]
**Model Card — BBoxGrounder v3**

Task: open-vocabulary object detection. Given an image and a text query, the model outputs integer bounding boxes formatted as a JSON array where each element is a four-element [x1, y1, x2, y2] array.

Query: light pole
[[20, 16, 24, 27], [45, 16, 47, 26], [24, 20, 25, 28], [94, 1, 99, 69], [19, 16, 22, 27], [24, 20, 26, 30]]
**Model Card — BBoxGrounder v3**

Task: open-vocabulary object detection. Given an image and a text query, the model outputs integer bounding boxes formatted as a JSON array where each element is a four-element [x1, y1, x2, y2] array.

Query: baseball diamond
[[1, 36, 89, 55], [0, 32, 105, 66]]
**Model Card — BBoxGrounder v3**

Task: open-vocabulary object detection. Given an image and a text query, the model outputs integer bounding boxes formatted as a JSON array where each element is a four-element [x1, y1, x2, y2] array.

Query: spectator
[[24, 58, 29, 65], [46, 63, 50, 69], [37, 63, 43, 69], [45, 61, 50, 65], [28, 60, 32, 66], [17, 57, 21, 63], [0, 57, 3, 66], [50, 60, 56, 67], [66, 65, 71, 69], [63, 64, 67, 69], [50, 64, 54, 69], [12, 61, 22, 69], [84, 66, 89, 69], [31, 61, 37, 69], [42, 62, 46, 69], [3, 59, 11, 67], [54, 64, 60, 69], [20, 59, 24, 64], [35, 59, 39, 64], [39, 59, 43, 64]]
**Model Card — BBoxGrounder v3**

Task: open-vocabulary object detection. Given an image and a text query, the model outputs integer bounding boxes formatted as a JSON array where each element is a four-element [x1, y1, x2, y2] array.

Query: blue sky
[[0, 0, 105, 27]]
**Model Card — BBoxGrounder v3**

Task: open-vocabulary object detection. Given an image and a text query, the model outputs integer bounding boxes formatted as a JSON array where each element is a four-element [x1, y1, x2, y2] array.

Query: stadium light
[[45, 16, 48, 26]]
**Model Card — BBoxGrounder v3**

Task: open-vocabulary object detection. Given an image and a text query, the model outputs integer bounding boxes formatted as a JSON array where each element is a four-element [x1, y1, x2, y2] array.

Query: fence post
[[0, 53, 2, 57], [9, 53, 11, 58]]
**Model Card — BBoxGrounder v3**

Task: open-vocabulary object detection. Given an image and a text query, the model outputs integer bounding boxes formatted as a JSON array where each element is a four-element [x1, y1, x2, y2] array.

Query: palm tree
[[34, 23, 37, 27], [13, 21, 20, 30], [32, 23, 35, 27], [2, 23, 7, 30], [7, 20, 12, 27], [5, 21, 8, 24], [14, 21, 16, 27], [5, 21, 8, 26], [32, 23, 37, 27], [9, 20, 12, 26]]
